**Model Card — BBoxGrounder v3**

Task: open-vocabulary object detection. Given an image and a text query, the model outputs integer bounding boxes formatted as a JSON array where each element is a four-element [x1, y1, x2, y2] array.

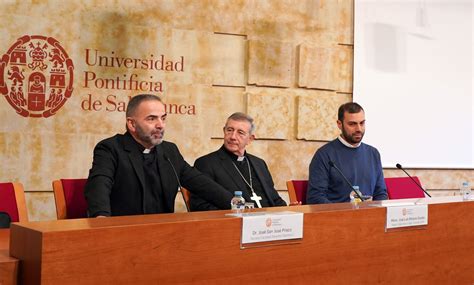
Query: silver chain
[[231, 158, 257, 195]]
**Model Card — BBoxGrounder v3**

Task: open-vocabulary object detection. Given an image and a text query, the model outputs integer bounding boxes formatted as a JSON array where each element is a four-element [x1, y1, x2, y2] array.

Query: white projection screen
[[354, 0, 473, 169]]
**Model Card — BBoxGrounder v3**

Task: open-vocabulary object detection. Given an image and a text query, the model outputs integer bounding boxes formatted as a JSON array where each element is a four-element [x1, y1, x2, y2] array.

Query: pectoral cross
[[250, 191, 263, 208]]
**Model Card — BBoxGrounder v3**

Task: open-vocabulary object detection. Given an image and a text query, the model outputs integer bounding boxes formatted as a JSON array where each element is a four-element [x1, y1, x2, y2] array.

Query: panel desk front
[[9, 197, 474, 284]]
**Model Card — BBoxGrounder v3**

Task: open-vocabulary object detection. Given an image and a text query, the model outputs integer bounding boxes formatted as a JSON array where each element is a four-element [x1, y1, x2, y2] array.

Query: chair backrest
[[385, 176, 426, 199], [286, 180, 308, 205], [180, 187, 191, 212], [52, 179, 88, 219], [0, 182, 28, 222]]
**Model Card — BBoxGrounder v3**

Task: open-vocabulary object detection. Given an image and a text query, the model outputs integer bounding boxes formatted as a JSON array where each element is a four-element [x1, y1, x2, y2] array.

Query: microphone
[[164, 154, 190, 211], [395, 163, 431, 197], [328, 160, 365, 201]]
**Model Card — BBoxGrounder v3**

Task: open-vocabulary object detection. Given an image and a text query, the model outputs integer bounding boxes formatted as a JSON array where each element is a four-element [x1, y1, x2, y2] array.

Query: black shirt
[[137, 144, 165, 214]]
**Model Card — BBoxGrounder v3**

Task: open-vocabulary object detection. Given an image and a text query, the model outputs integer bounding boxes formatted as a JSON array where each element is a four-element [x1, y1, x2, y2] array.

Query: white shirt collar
[[338, 135, 361, 148]]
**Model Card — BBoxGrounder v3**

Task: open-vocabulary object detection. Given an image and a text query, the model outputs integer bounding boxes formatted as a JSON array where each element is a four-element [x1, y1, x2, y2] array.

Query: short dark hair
[[338, 102, 364, 121], [126, 94, 163, 117], [226, 112, 256, 134]]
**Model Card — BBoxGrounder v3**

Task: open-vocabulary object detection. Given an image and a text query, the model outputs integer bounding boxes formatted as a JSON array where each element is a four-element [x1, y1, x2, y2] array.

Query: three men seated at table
[[84, 94, 386, 217]]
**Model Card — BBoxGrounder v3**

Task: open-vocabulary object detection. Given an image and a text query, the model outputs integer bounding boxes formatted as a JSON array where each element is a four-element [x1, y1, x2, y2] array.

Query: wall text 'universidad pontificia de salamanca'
[[81, 49, 195, 115]]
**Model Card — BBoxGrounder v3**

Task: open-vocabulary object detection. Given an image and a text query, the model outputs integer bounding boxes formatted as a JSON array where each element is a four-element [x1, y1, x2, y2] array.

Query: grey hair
[[225, 112, 256, 134]]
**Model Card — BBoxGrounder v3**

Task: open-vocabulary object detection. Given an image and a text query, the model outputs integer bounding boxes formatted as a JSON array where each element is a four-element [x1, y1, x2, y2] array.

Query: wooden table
[[0, 229, 18, 285], [9, 197, 474, 284], [0, 229, 9, 249]]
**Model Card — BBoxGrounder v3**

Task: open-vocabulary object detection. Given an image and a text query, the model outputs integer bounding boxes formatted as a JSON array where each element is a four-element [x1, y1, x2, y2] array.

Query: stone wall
[[0, 1, 471, 221]]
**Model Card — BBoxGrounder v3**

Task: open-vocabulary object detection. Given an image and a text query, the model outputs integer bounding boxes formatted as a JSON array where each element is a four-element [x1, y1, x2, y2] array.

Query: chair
[[286, 180, 308, 205], [0, 182, 28, 222], [384, 176, 426, 199], [52, 179, 88, 219], [180, 187, 191, 212]]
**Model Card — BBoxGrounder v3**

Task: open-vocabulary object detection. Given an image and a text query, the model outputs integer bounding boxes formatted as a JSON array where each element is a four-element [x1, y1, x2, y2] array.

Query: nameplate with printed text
[[241, 211, 303, 244], [386, 204, 428, 229]]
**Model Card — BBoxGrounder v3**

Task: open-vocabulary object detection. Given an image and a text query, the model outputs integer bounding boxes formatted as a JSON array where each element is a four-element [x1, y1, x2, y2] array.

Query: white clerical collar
[[237, 155, 245, 161], [143, 148, 152, 154], [338, 135, 361, 148]]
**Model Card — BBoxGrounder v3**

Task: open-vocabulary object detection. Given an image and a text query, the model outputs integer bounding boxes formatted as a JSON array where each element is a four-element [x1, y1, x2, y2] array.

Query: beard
[[341, 127, 364, 145], [135, 124, 164, 147]]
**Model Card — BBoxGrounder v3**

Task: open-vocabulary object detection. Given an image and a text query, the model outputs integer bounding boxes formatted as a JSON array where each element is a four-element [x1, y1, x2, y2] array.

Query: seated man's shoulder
[[195, 150, 219, 164], [96, 133, 123, 147], [360, 142, 380, 154], [247, 153, 265, 164], [160, 140, 178, 150], [315, 139, 339, 154]]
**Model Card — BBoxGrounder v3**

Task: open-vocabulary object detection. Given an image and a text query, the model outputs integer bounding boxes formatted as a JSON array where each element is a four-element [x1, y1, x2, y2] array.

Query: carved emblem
[[0, 35, 74, 117]]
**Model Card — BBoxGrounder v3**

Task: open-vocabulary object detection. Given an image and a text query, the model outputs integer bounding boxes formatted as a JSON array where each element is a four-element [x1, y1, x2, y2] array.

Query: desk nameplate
[[386, 204, 428, 230], [240, 211, 303, 246]]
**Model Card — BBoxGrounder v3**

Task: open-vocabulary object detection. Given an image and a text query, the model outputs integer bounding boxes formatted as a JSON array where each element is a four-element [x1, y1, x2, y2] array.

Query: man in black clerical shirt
[[84, 94, 233, 217], [190, 112, 287, 211]]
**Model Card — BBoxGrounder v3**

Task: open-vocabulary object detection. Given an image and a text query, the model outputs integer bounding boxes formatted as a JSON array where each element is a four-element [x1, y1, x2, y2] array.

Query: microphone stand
[[396, 164, 431, 197], [329, 161, 365, 201]]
